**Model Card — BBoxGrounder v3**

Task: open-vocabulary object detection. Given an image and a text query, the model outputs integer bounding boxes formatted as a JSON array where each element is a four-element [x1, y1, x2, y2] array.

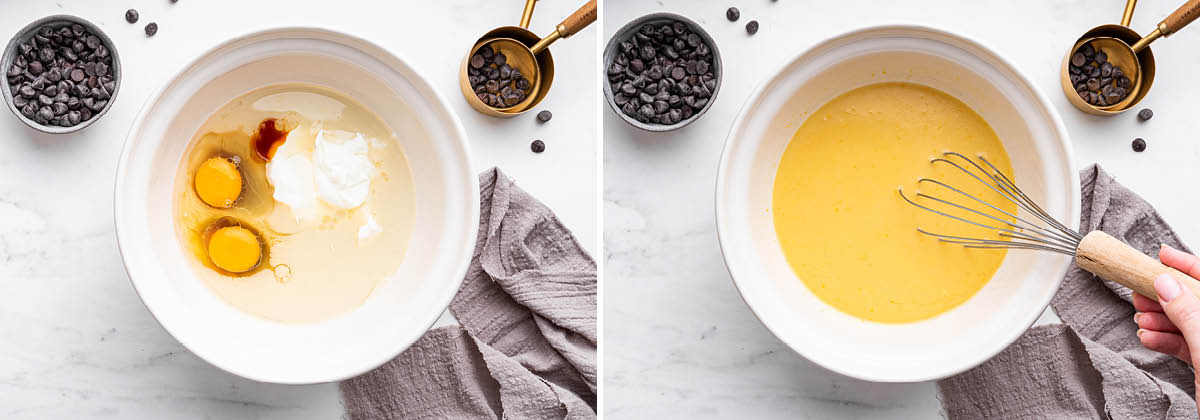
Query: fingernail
[[1134, 312, 1142, 323], [1137, 328, 1146, 338], [1155, 273, 1182, 303]]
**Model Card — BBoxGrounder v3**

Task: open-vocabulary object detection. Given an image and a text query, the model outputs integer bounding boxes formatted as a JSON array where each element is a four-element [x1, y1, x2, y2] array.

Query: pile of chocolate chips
[[468, 45, 531, 109], [606, 20, 717, 125], [6, 22, 116, 127], [1068, 42, 1131, 107]]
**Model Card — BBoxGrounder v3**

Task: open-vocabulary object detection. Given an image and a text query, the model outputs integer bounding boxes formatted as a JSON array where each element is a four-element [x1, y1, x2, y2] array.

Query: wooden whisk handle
[[1075, 231, 1200, 300]]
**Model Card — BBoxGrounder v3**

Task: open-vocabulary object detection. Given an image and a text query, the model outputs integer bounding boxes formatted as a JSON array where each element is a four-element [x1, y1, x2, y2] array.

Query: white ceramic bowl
[[115, 28, 477, 384], [716, 26, 1078, 382]]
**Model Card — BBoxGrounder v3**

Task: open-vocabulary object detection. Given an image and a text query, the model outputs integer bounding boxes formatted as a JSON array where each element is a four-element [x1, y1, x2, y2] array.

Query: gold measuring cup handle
[[1131, 0, 1200, 51], [519, 0, 537, 29], [529, 0, 598, 54], [1121, 0, 1137, 27]]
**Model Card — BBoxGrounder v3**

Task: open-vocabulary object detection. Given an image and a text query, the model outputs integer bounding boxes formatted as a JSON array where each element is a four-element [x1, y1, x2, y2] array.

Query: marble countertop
[[0, 0, 595, 418], [603, 0, 1200, 418]]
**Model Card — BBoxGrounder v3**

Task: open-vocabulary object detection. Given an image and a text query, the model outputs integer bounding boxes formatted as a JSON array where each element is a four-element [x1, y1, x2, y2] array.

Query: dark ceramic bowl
[[603, 12, 722, 132], [2, 15, 121, 133]]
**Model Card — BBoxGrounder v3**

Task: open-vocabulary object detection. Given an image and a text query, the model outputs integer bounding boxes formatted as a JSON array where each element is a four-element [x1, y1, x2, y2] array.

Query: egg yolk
[[207, 226, 262, 273], [194, 157, 242, 208]]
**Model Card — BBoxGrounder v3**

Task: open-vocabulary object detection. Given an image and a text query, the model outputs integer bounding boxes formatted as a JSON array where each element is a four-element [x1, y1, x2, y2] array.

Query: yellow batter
[[772, 82, 1015, 323]]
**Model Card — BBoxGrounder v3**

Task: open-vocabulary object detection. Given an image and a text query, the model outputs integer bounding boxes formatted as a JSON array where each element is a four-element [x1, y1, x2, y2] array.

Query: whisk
[[898, 151, 1197, 300]]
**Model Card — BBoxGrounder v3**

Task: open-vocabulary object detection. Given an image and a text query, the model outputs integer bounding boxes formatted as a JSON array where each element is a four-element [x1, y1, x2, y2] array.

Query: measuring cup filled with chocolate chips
[[460, 0, 597, 117], [1062, 0, 1200, 115]]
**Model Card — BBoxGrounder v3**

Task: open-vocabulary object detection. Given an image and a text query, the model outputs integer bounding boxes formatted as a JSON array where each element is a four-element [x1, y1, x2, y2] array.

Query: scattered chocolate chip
[[726, 7, 740, 21], [537, 110, 552, 123], [1132, 138, 1146, 152], [530, 139, 545, 153], [1137, 108, 1153, 121], [746, 20, 759, 35], [144, 22, 158, 37], [125, 9, 139, 23]]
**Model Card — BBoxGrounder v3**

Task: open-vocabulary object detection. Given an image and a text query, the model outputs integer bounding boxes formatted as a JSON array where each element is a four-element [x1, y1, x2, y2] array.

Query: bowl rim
[[113, 26, 477, 384], [2, 14, 121, 134], [602, 12, 722, 132], [714, 24, 1078, 382]]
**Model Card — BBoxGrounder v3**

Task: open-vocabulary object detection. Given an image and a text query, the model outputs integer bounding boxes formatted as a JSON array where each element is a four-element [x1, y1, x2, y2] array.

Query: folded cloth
[[340, 168, 597, 420], [938, 164, 1196, 419]]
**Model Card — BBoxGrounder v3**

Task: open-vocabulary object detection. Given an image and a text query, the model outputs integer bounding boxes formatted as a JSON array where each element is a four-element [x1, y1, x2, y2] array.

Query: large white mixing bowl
[[716, 26, 1078, 382], [115, 28, 477, 384]]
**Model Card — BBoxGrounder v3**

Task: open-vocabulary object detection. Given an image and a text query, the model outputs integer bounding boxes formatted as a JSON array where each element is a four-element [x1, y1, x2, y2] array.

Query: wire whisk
[[898, 151, 1194, 301]]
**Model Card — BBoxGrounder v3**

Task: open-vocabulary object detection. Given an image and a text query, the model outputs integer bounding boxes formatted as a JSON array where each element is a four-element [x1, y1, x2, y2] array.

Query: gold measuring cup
[[460, 0, 597, 117], [1062, 0, 1200, 115]]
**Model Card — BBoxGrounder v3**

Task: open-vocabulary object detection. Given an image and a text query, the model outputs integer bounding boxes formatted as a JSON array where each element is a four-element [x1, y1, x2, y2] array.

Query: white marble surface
[[0, 0, 595, 418], [603, 0, 1200, 418]]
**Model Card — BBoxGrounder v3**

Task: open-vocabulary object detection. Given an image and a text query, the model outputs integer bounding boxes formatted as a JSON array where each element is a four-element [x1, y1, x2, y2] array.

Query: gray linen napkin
[[340, 168, 597, 420], [938, 164, 1196, 419]]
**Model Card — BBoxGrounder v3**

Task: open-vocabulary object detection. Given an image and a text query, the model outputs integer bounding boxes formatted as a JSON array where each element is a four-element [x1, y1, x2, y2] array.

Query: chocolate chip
[[126, 9, 139, 23], [746, 20, 759, 35], [70, 69, 84, 82], [1132, 138, 1146, 152], [1071, 52, 1085, 67], [144, 23, 158, 37], [537, 110, 552, 123], [726, 7, 740, 21], [530, 139, 545, 153], [470, 54, 485, 69], [1138, 108, 1153, 121]]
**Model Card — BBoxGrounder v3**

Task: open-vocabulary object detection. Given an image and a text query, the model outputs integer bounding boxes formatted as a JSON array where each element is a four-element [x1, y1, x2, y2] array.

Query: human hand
[[1133, 244, 1200, 366]]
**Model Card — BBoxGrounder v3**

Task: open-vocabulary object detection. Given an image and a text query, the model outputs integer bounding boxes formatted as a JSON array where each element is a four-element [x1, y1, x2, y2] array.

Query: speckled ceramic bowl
[[603, 12, 721, 132], [2, 15, 120, 134]]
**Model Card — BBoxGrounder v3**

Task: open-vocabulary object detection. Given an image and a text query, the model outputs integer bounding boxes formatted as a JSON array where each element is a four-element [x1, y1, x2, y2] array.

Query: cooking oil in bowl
[[772, 82, 1015, 323]]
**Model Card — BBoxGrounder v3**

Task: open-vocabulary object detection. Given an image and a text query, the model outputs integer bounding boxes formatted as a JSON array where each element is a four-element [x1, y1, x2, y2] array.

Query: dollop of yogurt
[[265, 126, 379, 240], [313, 129, 373, 210]]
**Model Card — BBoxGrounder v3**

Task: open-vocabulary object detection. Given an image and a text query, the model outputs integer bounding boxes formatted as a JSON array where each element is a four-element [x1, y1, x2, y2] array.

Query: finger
[[1136, 311, 1181, 333], [1154, 273, 1200, 365], [1160, 244, 1200, 279], [1134, 293, 1164, 312], [1138, 329, 1193, 364]]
